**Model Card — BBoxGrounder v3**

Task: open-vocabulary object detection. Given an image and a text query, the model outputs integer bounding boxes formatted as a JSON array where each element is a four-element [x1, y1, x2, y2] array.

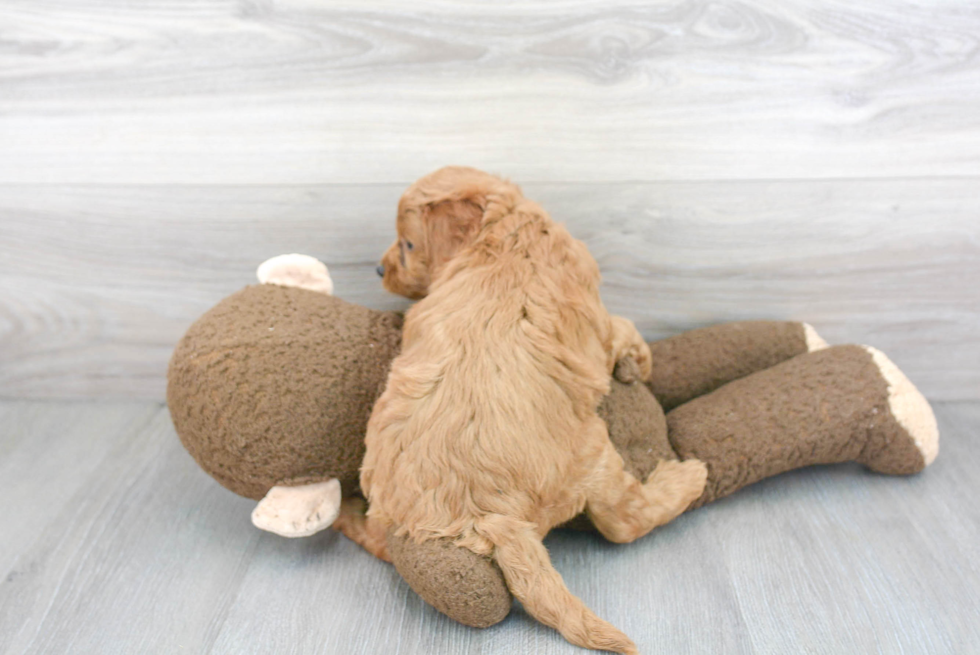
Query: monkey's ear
[[422, 197, 484, 271]]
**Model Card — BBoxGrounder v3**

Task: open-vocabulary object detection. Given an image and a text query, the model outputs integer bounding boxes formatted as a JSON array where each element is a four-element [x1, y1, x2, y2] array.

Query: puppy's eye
[[405, 241, 414, 251]]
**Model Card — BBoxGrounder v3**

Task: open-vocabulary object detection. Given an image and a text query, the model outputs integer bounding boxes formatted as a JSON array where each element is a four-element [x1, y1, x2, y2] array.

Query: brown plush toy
[[167, 254, 939, 632]]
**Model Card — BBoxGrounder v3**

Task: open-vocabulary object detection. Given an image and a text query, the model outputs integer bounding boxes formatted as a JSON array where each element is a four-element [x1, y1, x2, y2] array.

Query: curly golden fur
[[361, 167, 708, 654]]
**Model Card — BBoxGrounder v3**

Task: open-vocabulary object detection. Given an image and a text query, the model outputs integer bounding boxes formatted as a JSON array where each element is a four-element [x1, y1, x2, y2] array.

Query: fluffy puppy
[[362, 167, 707, 654]]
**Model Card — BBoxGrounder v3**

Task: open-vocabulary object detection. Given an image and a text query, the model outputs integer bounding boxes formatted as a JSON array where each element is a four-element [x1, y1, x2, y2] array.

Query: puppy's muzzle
[[376, 265, 385, 278]]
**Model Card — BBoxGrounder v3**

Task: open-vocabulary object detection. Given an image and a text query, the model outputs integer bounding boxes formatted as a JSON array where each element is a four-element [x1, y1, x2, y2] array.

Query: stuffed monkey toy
[[167, 255, 939, 630]]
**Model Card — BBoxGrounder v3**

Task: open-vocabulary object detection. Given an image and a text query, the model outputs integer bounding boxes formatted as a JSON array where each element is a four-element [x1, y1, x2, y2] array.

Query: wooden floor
[[0, 399, 977, 655], [2, 1, 980, 653]]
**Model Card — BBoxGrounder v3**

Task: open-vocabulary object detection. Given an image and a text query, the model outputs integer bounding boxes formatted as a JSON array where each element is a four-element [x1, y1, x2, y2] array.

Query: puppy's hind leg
[[332, 497, 392, 562], [584, 418, 707, 544]]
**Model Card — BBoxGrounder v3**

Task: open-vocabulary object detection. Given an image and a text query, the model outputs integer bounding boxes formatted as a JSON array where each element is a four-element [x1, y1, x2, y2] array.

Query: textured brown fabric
[[666, 345, 926, 509], [647, 321, 809, 411], [599, 378, 675, 480], [386, 530, 512, 628], [167, 285, 402, 500]]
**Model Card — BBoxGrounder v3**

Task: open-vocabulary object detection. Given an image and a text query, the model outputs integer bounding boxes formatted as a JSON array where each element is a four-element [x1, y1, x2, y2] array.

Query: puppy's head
[[378, 166, 521, 299]]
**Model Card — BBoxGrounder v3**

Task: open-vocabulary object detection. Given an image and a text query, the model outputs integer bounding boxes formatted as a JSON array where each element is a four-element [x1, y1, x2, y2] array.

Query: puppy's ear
[[423, 197, 484, 272]]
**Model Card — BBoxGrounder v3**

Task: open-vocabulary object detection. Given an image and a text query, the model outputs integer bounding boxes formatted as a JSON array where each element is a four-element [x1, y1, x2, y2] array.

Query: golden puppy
[[362, 167, 707, 654]]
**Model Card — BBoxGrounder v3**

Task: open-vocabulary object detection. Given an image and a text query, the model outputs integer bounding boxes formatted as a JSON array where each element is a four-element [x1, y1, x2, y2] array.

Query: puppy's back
[[364, 209, 612, 532]]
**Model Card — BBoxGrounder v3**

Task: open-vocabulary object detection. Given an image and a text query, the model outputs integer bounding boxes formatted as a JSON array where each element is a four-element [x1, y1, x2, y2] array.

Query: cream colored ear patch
[[251, 479, 342, 538], [803, 323, 829, 352], [257, 254, 334, 295], [863, 346, 940, 466]]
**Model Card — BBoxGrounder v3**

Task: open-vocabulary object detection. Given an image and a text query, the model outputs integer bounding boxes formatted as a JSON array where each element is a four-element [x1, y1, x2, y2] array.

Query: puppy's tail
[[476, 515, 639, 655]]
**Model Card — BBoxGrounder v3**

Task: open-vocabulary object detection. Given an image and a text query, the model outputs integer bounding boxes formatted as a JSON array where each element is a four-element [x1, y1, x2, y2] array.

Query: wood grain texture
[[0, 402, 159, 577], [1, 400, 977, 654], [1, 179, 977, 400], [1, 0, 980, 184], [0, 403, 264, 655], [2, 2, 977, 652]]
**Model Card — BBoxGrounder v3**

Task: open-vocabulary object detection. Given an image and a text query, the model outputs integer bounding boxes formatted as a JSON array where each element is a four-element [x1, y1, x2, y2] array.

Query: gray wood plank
[[0, 403, 262, 655], [1, 1, 979, 184], [2, 179, 977, 401], [205, 504, 753, 655], [1, 401, 977, 655], [714, 402, 980, 655], [0, 402, 158, 575]]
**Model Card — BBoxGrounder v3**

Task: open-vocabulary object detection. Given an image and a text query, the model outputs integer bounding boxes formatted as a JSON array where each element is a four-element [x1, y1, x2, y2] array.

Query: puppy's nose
[[376, 265, 385, 278]]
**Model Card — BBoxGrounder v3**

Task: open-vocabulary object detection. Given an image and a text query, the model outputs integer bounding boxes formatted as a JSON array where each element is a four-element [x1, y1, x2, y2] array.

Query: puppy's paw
[[634, 341, 653, 381], [645, 458, 708, 512], [610, 316, 652, 381], [613, 356, 642, 384]]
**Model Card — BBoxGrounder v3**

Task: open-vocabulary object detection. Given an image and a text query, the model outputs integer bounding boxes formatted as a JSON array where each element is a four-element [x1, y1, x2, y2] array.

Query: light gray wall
[[1, 0, 978, 400]]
